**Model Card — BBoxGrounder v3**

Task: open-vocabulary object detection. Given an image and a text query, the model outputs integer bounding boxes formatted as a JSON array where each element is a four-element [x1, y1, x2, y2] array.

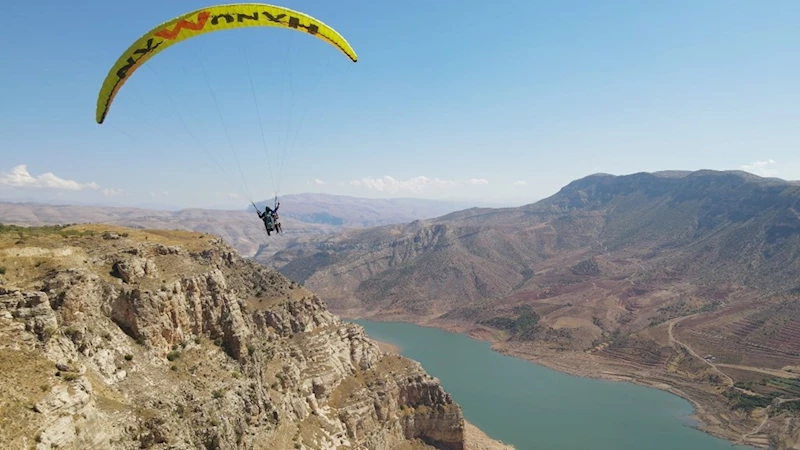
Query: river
[[354, 320, 756, 450]]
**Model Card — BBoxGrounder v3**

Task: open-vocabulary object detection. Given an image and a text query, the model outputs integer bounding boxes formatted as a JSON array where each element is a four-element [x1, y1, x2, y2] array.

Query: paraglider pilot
[[272, 202, 282, 234], [256, 202, 281, 236]]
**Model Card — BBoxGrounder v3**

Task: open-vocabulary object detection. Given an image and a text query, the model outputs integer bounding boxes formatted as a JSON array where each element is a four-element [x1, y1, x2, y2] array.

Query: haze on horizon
[[1, 0, 799, 210]]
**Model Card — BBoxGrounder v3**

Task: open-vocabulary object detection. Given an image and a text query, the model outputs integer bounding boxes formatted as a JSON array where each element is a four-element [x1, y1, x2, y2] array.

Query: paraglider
[[95, 3, 357, 239]]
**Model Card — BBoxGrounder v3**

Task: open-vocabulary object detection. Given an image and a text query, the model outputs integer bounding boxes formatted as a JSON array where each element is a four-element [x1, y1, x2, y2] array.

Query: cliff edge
[[0, 224, 513, 450]]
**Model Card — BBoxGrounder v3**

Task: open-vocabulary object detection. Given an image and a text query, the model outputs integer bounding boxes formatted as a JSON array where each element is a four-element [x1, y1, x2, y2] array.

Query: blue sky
[[1, 0, 799, 209]]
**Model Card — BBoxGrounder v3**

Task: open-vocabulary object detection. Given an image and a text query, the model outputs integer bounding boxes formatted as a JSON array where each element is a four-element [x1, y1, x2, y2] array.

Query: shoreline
[[456, 323, 763, 449], [489, 345, 745, 448], [352, 315, 765, 450]]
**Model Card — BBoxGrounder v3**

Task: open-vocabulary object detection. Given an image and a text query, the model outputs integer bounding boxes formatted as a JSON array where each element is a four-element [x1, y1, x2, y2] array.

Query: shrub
[[62, 373, 79, 382]]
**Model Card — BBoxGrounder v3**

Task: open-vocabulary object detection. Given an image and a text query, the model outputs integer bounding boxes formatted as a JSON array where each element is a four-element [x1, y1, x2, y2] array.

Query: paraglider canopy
[[95, 2, 358, 124]]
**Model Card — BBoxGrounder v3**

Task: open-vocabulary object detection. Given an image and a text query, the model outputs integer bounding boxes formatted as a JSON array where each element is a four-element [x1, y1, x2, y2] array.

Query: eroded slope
[[0, 224, 510, 450]]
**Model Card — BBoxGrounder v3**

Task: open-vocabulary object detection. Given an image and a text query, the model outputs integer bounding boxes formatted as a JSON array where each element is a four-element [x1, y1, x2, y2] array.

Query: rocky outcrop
[[0, 225, 507, 449]]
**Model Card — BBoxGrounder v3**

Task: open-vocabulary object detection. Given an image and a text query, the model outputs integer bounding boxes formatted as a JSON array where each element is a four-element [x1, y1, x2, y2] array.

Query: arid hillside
[[0, 224, 512, 450], [274, 170, 800, 449]]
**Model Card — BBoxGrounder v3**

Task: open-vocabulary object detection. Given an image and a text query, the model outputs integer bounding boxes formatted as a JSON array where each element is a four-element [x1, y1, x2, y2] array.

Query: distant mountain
[[251, 193, 518, 227], [0, 202, 336, 258], [0, 193, 498, 259], [277, 170, 800, 313], [274, 170, 800, 366], [0, 196, 182, 211]]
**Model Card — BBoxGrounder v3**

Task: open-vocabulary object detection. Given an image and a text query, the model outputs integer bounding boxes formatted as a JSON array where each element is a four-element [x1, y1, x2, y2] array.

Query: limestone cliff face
[[0, 225, 501, 450]]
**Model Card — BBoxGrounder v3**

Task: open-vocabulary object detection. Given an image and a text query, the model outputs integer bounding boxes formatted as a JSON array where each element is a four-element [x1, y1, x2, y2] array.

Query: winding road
[[668, 315, 734, 387], [668, 315, 800, 445]]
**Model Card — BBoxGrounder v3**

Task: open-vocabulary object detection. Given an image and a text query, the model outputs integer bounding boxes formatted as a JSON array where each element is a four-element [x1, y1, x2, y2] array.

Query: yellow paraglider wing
[[95, 3, 358, 124]]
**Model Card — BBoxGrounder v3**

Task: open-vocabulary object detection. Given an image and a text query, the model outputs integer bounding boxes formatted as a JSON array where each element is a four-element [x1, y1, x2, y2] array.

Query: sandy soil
[[464, 420, 515, 450], [374, 339, 401, 355]]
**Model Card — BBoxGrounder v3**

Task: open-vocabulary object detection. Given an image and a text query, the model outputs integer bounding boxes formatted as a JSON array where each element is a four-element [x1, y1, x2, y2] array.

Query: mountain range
[[250, 192, 518, 227], [3, 171, 800, 447], [271, 169, 800, 448], [277, 170, 800, 315], [0, 192, 503, 260]]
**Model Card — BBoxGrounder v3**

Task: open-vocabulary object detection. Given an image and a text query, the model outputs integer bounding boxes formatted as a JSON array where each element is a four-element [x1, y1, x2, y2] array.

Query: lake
[[354, 320, 756, 450]]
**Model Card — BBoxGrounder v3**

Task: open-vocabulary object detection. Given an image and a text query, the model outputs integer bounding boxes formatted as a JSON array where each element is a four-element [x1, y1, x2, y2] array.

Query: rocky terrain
[[0, 223, 512, 450], [271, 170, 800, 449]]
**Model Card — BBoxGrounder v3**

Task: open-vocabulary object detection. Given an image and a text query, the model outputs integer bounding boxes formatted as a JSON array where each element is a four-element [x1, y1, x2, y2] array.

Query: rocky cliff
[[0, 224, 512, 450]]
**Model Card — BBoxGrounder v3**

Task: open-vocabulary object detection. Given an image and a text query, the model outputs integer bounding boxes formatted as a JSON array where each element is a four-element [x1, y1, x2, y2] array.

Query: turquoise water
[[354, 320, 756, 450]]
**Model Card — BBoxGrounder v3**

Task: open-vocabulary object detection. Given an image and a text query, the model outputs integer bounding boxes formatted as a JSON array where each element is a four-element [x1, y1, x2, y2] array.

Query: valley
[[271, 170, 800, 449], [4, 170, 799, 448]]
